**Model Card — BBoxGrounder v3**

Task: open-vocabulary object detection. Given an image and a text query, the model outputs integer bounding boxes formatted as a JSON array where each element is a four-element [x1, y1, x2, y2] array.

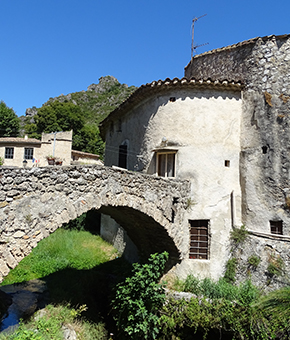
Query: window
[[118, 144, 127, 169], [270, 221, 283, 235], [24, 148, 33, 160], [5, 147, 14, 159], [225, 160, 230, 167], [156, 152, 176, 177], [189, 220, 209, 259]]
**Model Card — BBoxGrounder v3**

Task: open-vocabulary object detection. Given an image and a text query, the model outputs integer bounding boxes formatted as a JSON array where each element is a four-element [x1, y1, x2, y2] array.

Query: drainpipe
[[230, 191, 235, 227], [52, 132, 57, 157]]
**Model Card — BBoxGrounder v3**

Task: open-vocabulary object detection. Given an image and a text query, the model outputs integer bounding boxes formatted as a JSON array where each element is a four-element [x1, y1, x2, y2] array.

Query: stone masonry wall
[[0, 165, 190, 282], [185, 35, 290, 288]]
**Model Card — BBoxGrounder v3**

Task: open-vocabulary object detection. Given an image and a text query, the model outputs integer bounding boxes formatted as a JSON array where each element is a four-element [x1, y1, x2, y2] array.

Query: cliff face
[[185, 35, 290, 288], [24, 76, 137, 126]]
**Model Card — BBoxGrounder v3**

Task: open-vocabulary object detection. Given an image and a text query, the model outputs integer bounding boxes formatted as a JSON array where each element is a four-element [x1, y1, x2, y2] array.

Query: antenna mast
[[191, 14, 208, 58]]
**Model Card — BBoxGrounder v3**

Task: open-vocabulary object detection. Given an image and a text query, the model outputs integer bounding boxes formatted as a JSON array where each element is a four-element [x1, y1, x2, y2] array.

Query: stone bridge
[[0, 165, 190, 282]]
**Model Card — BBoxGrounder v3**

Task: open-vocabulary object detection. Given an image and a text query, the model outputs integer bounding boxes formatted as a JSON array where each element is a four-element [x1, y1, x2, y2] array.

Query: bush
[[267, 255, 284, 277], [112, 252, 168, 339], [230, 225, 249, 244], [247, 255, 261, 269], [224, 258, 237, 283]]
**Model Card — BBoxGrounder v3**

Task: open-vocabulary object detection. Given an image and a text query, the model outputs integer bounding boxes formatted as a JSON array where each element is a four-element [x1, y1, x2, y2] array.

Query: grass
[[0, 304, 108, 340], [172, 274, 260, 306], [0, 227, 132, 338], [1, 228, 118, 285]]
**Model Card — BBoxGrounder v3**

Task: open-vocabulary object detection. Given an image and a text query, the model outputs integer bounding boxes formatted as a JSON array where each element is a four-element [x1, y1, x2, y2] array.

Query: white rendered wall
[[104, 87, 242, 280]]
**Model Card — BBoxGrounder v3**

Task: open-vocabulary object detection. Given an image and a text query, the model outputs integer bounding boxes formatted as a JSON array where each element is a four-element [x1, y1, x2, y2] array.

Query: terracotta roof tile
[[99, 77, 243, 138], [71, 149, 100, 159], [0, 137, 41, 144]]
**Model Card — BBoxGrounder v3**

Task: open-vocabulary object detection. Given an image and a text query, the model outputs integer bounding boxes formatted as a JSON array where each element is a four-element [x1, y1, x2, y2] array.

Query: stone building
[[100, 34, 290, 285], [0, 130, 102, 168], [0, 131, 73, 167]]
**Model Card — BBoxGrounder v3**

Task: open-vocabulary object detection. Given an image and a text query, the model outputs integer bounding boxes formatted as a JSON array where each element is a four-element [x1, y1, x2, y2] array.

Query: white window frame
[[156, 151, 176, 178], [5, 147, 14, 159], [24, 147, 34, 160]]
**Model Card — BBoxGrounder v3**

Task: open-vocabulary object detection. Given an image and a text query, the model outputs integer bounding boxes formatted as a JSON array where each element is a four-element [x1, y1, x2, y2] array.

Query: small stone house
[[100, 34, 290, 284], [0, 130, 73, 167]]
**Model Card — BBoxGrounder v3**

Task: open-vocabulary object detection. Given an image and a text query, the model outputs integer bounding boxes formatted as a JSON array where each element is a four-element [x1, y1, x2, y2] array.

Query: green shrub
[[230, 225, 249, 244], [159, 288, 288, 340], [224, 257, 237, 283], [112, 252, 168, 340], [247, 255, 261, 269], [0, 157, 4, 166], [267, 255, 284, 277]]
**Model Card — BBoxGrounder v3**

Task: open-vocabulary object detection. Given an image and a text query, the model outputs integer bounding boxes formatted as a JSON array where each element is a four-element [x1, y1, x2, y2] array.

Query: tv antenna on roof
[[191, 14, 209, 58]]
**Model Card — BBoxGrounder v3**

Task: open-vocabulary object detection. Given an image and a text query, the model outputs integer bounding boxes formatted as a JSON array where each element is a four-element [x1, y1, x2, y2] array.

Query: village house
[[0, 130, 102, 168], [99, 34, 290, 283]]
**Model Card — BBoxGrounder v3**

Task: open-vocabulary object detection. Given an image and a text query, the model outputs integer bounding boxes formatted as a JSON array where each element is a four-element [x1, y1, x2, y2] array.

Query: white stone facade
[[100, 79, 243, 279]]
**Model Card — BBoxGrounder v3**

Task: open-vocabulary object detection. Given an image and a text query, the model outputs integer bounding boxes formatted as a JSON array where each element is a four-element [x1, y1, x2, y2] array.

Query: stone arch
[[0, 165, 190, 282]]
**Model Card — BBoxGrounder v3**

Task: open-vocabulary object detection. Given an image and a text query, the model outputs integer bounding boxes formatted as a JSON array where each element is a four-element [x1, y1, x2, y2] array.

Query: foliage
[[254, 286, 290, 322], [173, 275, 259, 306], [162, 275, 290, 339], [0, 100, 20, 137], [247, 255, 261, 269], [267, 254, 284, 277], [230, 225, 249, 244], [0, 304, 108, 340], [23, 76, 136, 158], [1, 228, 118, 285], [224, 257, 237, 283], [0, 157, 4, 166], [112, 252, 168, 339], [159, 289, 290, 340]]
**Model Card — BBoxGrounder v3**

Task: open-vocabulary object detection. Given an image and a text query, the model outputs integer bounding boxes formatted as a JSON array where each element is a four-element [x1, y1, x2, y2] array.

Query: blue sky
[[1, 0, 289, 116]]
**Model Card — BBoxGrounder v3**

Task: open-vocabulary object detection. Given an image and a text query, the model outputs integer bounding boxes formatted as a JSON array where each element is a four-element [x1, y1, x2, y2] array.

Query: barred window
[[5, 147, 14, 159], [189, 220, 209, 259], [24, 148, 33, 160], [270, 221, 283, 235]]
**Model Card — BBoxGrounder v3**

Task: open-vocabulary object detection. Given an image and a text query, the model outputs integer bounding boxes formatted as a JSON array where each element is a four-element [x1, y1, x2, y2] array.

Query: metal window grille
[[24, 148, 33, 160], [270, 221, 283, 235], [5, 147, 14, 159], [189, 220, 209, 259]]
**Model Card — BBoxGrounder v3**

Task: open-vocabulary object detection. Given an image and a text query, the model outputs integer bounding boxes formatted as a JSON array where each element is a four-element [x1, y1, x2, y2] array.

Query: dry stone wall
[[0, 165, 190, 282]]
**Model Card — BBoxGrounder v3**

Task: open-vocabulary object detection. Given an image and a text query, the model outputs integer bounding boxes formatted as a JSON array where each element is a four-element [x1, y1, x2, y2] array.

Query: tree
[[24, 100, 104, 157], [0, 101, 20, 137], [34, 101, 84, 135]]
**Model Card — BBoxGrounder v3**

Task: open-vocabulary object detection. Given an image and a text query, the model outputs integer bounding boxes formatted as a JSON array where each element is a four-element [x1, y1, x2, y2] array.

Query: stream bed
[[0, 279, 49, 333]]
